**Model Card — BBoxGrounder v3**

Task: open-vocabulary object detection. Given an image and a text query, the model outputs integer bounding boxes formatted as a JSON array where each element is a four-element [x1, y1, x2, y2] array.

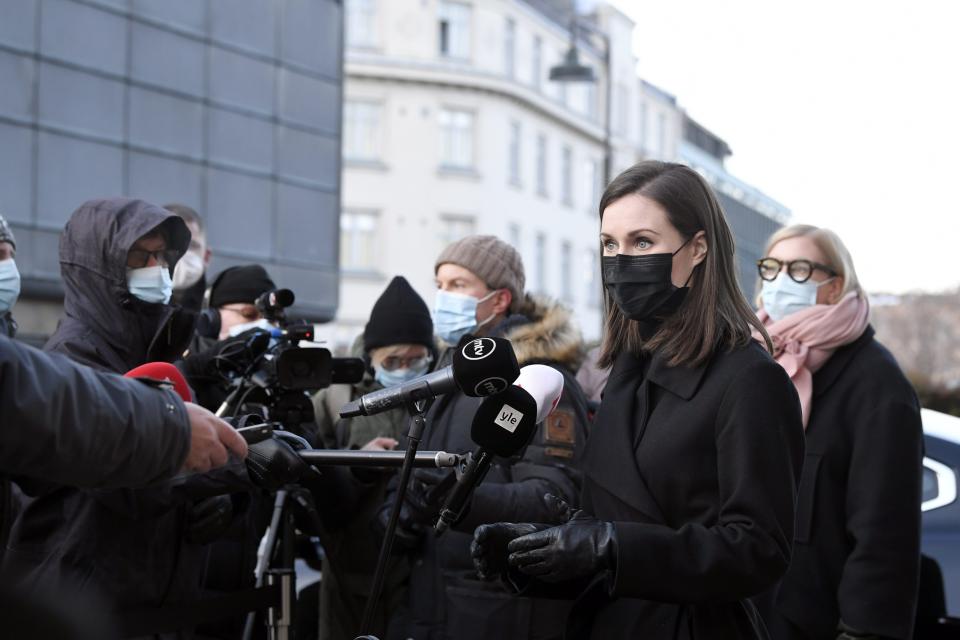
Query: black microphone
[[339, 336, 520, 418], [434, 365, 565, 535]]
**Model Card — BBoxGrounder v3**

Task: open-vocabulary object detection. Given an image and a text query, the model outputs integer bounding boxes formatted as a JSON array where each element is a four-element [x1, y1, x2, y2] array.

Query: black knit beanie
[[363, 276, 433, 352], [209, 265, 276, 308]]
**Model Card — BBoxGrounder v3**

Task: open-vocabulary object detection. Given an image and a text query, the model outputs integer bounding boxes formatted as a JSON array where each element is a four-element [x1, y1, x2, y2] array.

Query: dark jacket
[[0, 334, 190, 565], [4, 199, 247, 632], [524, 340, 804, 640], [43, 198, 195, 372], [394, 297, 591, 640], [757, 327, 923, 640], [0, 311, 15, 338]]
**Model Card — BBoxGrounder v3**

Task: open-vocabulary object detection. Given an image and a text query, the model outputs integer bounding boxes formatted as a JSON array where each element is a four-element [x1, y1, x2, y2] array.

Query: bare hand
[[361, 436, 399, 451], [183, 402, 248, 473]]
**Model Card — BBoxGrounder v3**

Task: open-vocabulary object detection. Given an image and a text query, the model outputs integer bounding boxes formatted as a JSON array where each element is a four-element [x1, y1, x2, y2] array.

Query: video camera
[[215, 288, 365, 428]]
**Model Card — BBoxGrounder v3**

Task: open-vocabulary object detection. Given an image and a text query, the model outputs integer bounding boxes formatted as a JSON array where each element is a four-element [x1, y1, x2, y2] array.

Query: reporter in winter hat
[[311, 275, 435, 640]]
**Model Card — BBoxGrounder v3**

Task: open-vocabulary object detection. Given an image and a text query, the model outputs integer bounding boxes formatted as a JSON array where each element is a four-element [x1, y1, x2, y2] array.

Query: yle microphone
[[339, 336, 520, 418], [434, 364, 565, 535], [125, 361, 194, 403]]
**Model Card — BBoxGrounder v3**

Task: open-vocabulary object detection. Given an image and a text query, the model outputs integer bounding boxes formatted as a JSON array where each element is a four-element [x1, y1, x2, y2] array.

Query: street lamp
[[548, 13, 612, 188]]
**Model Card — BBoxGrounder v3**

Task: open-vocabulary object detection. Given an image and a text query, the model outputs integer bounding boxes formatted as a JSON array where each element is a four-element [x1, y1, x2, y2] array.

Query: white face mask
[[172, 250, 204, 290], [127, 265, 173, 305], [227, 317, 275, 338], [761, 275, 835, 322], [0, 258, 21, 314]]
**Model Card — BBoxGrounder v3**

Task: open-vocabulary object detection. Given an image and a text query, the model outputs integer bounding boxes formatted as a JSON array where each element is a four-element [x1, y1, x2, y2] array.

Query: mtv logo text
[[495, 404, 523, 433]]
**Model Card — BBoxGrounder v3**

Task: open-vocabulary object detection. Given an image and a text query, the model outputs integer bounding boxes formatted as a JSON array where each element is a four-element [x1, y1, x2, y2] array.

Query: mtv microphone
[[125, 361, 194, 403], [339, 336, 520, 418], [434, 364, 565, 535]]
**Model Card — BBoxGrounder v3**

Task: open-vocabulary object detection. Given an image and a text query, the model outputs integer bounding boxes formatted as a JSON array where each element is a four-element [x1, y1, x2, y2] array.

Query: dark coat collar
[[646, 351, 710, 400], [812, 325, 875, 399]]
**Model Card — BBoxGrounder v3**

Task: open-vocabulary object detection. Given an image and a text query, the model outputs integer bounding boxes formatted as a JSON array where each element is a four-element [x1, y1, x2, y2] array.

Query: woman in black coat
[[471, 161, 805, 639], [752, 225, 923, 640]]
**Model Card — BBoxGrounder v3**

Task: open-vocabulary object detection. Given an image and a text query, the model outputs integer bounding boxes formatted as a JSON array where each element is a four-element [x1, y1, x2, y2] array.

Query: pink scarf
[[754, 291, 870, 428]]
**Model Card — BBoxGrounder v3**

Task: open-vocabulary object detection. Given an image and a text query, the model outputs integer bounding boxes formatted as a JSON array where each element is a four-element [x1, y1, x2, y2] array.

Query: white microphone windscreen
[[513, 364, 564, 424]]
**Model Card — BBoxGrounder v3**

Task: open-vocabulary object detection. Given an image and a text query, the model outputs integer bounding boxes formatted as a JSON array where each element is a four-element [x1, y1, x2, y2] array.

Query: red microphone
[[125, 362, 194, 403]]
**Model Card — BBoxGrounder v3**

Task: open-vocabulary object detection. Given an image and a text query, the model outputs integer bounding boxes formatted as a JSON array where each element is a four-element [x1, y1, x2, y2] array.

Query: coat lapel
[[812, 326, 874, 399]]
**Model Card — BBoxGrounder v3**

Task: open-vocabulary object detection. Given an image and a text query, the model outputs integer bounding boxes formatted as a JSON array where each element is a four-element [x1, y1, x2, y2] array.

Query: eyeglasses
[[127, 248, 183, 269], [380, 355, 433, 372], [757, 257, 837, 284]]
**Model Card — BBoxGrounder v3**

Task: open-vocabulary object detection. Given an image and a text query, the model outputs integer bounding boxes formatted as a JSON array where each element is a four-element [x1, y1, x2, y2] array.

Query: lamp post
[[549, 11, 612, 188]]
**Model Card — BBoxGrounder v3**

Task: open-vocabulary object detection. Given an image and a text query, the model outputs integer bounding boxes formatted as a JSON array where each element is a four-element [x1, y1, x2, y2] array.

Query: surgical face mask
[[172, 250, 204, 290], [0, 258, 21, 314], [127, 265, 173, 305], [602, 239, 691, 322], [227, 317, 275, 338], [374, 360, 431, 388], [761, 275, 835, 322], [432, 290, 498, 345]]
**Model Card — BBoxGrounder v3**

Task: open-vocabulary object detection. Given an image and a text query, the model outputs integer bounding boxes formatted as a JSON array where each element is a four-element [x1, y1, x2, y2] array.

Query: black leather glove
[[246, 436, 308, 491], [471, 523, 552, 580], [185, 494, 234, 544], [374, 469, 454, 551], [506, 494, 617, 583]]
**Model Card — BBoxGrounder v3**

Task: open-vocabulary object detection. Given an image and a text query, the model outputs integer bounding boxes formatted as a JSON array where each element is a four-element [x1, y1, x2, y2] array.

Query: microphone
[[339, 336, 520, 418], [125, 361, 194, 403], [434, 364, 565, 535]]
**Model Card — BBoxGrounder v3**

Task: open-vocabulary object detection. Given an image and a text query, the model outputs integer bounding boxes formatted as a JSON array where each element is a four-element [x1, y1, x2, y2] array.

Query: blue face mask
[[432, 290, 497, 344], [0, 259, 21, 314], [127, 265, 173, 305], [761, 274, 834, 322], [374, 361, 431, 388]]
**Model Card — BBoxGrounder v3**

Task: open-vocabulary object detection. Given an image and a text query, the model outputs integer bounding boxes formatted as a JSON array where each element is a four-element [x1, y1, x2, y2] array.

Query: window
[[585, 82, 597, 120], [504, 18, 515, 78], [340, 210, 378, 271], [508, 120, 522, 186], [639, 102, 648, 154], [614, 82, 630, 136], [561, 145, 573, 206], [535, 232, 547, 293], [440, 215, 476, 247], [531, 35, 542, 90], [583, 158, 600, 211], [649, 110, 663, 158], [583, 248, 601, 307], [439, 1, 471, 60], [561, 241, 573, 302], [508, 223, 521, 251], [536, 133, 548, 196], [343, 100, 382, 162], [439, 108, 475, 169], [658, 112, 668, 159], [346, 0, 377, 49]]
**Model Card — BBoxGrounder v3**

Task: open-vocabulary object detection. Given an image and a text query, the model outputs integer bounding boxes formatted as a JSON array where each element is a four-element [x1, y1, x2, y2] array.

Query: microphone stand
[[357, 398, 433, 637]]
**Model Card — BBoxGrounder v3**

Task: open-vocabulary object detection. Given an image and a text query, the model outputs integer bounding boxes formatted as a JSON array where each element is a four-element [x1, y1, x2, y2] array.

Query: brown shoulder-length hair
[[598, 161, 772, 369]]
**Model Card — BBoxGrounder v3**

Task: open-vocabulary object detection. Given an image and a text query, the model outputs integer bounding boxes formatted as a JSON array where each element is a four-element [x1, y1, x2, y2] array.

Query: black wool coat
[[557, 340, 804, 639], [757, 327, 923, 640]]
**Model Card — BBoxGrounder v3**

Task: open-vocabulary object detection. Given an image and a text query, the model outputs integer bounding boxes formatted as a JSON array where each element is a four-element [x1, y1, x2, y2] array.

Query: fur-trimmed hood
[[501, 295, 585, 372]]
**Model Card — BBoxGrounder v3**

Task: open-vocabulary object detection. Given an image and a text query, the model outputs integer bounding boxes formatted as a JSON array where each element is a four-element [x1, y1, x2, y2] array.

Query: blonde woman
[[754, 225, 923, 640]]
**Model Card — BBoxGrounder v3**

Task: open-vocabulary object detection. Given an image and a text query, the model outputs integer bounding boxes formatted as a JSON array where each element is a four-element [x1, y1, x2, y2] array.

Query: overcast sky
[[606, 0, 960, 294]]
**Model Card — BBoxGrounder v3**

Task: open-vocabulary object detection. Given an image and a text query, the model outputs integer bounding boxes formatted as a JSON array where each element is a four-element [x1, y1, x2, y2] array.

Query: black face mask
[[602, 239, 691, 323]]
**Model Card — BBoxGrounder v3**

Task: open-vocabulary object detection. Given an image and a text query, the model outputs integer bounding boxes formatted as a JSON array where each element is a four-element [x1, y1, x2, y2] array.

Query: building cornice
[[345, 56, 607, 145]]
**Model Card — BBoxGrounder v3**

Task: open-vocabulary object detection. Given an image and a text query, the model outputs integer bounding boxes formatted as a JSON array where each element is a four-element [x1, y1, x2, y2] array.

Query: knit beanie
[[0, 215, 15, 250], [435, 235, 525, 309], [364, 276, 434, 352], [209, 265, 276, 308]]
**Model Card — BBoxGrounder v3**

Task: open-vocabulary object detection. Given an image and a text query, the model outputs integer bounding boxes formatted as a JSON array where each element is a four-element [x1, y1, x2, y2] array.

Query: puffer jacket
[[389, 296, 591, 640]]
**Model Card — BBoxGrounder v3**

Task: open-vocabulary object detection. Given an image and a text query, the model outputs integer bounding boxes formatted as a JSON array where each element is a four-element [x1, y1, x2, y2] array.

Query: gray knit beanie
[[435, 235, 525, 309], [0, 215, 15, 249]]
